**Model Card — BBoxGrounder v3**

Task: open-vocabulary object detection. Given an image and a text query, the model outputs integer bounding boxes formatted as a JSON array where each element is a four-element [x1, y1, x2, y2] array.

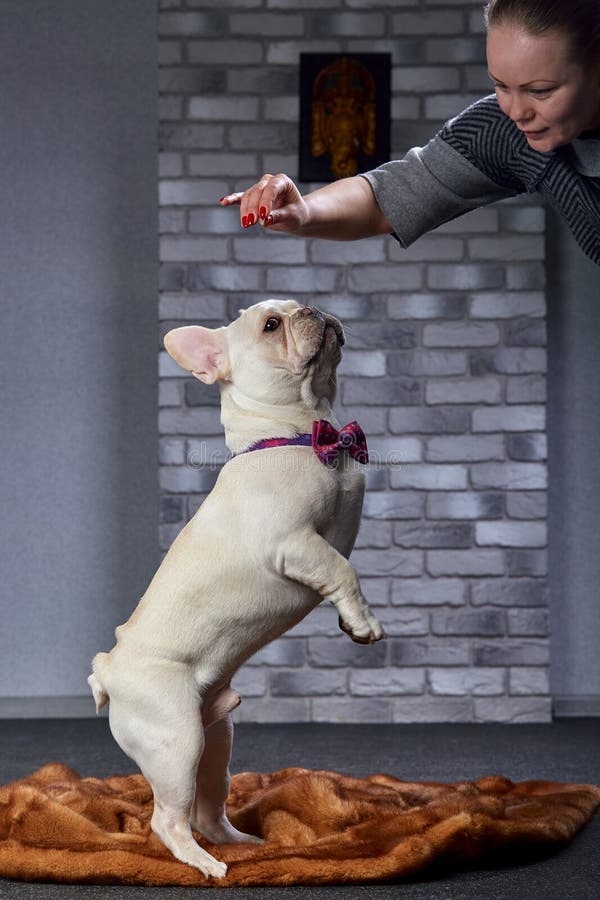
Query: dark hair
[[484, 0, 600, 64]]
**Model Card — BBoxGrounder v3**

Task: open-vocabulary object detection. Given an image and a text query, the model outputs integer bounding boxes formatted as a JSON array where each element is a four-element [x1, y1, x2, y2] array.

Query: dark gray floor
[[0, 719, 599, 899]]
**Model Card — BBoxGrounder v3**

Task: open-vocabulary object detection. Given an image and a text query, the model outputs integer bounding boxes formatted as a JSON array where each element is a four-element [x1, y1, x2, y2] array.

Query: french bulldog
[[88, 300, 383, 879]]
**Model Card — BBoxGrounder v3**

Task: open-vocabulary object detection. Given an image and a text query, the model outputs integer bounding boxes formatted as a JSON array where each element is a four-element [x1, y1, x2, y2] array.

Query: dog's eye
[[264, 317, 281, 332]]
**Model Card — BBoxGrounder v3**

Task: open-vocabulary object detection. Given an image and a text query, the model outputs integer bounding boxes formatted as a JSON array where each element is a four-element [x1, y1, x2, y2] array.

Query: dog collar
[[237, 420, 369, 466]]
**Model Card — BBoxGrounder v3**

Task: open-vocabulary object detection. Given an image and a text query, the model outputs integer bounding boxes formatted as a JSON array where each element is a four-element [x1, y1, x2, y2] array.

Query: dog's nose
[[298, 305, 323, 320]]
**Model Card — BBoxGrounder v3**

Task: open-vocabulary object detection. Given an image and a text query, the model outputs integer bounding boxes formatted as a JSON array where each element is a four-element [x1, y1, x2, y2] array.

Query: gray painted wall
[[0, 0, 158, 713], [546, 209, 600, 714]]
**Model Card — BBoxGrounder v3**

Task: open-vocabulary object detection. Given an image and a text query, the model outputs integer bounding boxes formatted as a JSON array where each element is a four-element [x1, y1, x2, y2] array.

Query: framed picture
[[299, 52, 391, 184]]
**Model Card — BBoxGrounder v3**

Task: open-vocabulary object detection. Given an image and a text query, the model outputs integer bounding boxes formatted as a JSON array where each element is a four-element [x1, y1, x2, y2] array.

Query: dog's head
[[164, 300, 344, 406]]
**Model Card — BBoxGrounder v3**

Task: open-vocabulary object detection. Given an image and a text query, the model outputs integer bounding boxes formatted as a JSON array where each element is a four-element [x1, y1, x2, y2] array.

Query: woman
[[220, 0, 600, 264]]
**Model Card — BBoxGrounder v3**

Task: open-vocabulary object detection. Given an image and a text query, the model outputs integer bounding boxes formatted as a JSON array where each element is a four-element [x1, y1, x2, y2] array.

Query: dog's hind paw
[[192, 816, 264, 846], [206, 859, 228, 879]]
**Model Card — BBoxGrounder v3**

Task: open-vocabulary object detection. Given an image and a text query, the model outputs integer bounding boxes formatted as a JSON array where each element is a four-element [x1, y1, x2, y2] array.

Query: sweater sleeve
[[359, 94, 557, 248], [360, 134, 518, 247]]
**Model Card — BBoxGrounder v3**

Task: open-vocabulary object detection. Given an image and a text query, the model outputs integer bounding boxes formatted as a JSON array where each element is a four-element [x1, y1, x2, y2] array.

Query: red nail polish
[[242, 215, 248, 228], [247, 212, 255, 226], [219, 196, 227, 202], [265, 214, 273, 226], [259, 206, 267, 219]]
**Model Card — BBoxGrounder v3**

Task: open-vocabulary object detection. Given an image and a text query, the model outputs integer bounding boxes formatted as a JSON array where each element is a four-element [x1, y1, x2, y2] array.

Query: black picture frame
[[299, 52, 391, 184]]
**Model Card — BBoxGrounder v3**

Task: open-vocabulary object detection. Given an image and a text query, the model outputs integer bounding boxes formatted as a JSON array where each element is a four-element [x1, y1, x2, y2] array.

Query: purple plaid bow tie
[[238, 419, 369, 466], [312, 419, 369, 466]]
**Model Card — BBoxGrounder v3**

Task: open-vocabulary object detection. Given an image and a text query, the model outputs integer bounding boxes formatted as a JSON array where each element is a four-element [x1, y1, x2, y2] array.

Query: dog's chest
[[312, 462, 365, 554], [203, 448, 365, 564]]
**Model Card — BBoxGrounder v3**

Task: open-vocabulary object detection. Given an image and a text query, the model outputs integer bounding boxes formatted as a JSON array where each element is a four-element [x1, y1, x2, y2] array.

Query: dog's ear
[[164, 326, 230, 384]]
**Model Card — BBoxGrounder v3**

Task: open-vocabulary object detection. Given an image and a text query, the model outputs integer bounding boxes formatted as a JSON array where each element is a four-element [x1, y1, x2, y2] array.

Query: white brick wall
[[158, 0, 550, 723]]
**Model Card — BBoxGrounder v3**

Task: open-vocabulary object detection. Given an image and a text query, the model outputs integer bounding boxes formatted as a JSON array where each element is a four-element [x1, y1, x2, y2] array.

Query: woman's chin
[[524, 130, 557, 152]]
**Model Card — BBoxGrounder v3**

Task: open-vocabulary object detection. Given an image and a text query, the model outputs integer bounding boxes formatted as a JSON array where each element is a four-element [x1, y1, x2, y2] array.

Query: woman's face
[[486, 24, 600, 152]]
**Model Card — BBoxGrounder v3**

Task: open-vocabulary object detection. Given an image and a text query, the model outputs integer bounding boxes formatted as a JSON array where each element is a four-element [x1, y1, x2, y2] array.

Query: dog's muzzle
[[297, 306, 345, 347]]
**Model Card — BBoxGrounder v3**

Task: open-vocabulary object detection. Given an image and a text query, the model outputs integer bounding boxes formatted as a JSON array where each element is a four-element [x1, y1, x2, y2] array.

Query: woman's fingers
[[241, 174, 277, 227], [220, 173, 306, 232], [219, 192, 244, 206], [220, 174, 275, 226]]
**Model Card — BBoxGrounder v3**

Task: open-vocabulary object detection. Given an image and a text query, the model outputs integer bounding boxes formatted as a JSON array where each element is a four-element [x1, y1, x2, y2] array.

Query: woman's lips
[[523, 128, 549, 140]]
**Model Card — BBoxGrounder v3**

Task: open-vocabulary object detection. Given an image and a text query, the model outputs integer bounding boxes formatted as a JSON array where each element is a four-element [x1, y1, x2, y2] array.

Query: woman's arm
[[220, 173, 393, 240], [221, 99, 524, 246]]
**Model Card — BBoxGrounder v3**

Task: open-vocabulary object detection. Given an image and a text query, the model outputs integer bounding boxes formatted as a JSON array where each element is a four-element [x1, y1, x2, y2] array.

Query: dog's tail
[[88, 655, 110, 714]]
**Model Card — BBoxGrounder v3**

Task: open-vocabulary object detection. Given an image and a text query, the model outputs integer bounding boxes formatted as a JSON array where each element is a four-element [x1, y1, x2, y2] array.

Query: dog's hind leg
[[191, 711, 264, 845], [107, 697, 228, 879]]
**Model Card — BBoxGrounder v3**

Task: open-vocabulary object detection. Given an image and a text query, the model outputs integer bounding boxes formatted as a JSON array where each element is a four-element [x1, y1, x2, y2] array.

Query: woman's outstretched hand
[[220, 173, 310, 233], [220, 172, 391, 241]]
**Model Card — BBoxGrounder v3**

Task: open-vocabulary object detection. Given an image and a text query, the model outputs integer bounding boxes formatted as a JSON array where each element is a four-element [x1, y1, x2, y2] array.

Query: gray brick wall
[[158, 0, 550, 723]]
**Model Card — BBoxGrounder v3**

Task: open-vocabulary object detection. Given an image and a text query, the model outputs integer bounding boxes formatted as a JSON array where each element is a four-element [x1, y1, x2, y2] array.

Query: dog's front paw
[[338, 615, 385, 645]]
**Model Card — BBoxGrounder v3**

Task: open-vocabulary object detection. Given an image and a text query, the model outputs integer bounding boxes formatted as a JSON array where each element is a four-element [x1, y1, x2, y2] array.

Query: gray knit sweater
[[362, 94, 600, 265]]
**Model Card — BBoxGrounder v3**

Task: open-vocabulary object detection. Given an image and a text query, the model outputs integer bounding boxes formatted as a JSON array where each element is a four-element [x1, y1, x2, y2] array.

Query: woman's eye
[[529, 88, 552, 97], [264, 317, 281, 332]]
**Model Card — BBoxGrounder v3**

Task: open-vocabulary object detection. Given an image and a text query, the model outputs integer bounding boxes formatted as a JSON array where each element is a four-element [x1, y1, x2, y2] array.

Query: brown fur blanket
[[0, 763, 598, 886]]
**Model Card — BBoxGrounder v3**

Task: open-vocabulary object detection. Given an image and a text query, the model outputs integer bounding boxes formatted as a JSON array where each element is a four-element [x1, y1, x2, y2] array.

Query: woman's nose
[[506, 93, 534, 125]]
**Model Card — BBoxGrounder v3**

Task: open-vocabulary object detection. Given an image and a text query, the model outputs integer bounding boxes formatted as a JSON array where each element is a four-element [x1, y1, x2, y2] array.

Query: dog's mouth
[[323, 314, 345, 347], [311, 310, 345, 358], [305, 320, 343, 370], [318, 315, 345, 365]]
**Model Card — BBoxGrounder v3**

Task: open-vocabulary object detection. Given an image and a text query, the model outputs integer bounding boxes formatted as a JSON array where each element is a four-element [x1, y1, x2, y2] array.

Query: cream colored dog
[[88, 300, 383, 879]]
